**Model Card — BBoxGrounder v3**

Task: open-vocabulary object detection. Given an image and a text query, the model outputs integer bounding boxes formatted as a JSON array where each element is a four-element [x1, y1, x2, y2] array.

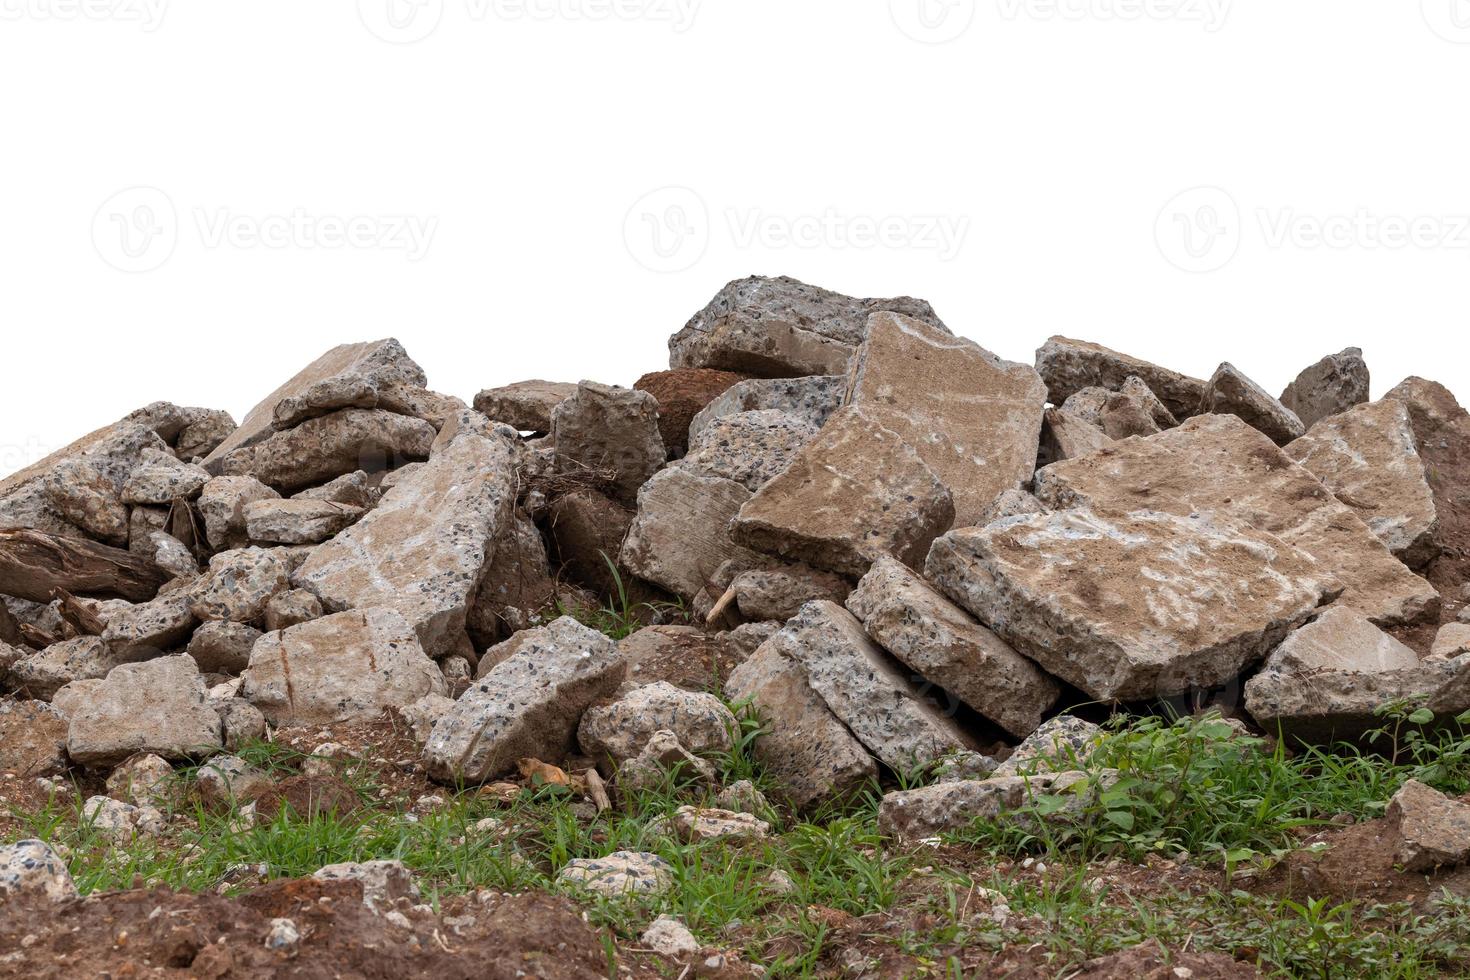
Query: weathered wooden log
[[0, 598, 22, 646], [0, 528, 168, 603], [53, 588, 107, 636]]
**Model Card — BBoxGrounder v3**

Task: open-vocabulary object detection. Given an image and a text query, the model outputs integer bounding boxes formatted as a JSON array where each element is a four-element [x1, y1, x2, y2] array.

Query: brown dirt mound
[[0, 880, 618, 979], [252, 774, 361, 821]]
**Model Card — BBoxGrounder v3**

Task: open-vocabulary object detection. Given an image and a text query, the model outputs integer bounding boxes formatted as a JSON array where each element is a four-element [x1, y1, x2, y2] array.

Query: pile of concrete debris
[[3, 275, 1470, 822]]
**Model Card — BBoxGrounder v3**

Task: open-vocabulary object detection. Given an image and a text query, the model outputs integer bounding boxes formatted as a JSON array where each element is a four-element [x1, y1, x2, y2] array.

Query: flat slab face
[[1286, 399, 1439, 568], [732, 406, 955, 577], [1034, 336, 1208, 421], [1265, 606, 1419, 675], [423, 617, 625, 784], [1200, 362, 1305, 446], [473, 380, 578, 434], [846, 312, 1047, 527], [60, 655, 222, 766], [925, 508, 1333, 701], [776, 601, 977, 772], [847, 556, 1059, 739], [1034, 414, 1441, 628], [293, 425, 518, 658], [670, 275, 946, 378], [725, 632, 878, 809], [241, 608, 447, 726], [204, 339, 426, 471], [619, 468, 759, 602]]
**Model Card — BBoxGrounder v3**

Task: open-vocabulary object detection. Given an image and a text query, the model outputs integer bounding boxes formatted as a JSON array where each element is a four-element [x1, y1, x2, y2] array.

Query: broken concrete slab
[[1032, 414, 1440, 628], [670, 275, 947, 378], [678, 409, 819, 492], [198, 476, 281, 552], [1286, 399, 1440, 569], [773, 601, 977, 772], [1038, 407, 1111, 467], [689, 374, 845, 446], [846, 312, 1047, 526], [577, 681, 736, 763], [877, 770, 1095, 839], [293, 421, 519, 658], [1264, 606, 1420, 675], [217, 409, 436, 494], [1199, 362, 1306, 445], [203, 339, 427, 470], [1431, 624, 1470, 661], [422, 617, 625, 784], [724, 632, 878, 809], [1388, 779, 1470, 872], [1034, 336, 1208, 422], [243, 498, 363, 546], [0, 699, 69, 777], [550, 382, 666, 507], [926, 508, 1335, 701], [188, 548, 291, 625], [59, 655, 222, 766], [473, 380, 578, 434], [241, 608, 447, 726], [619, 468, 760, 602], [1280, 348, 1371, 431], [732, 406, 954, 577], [847, 556, 1059, 739]]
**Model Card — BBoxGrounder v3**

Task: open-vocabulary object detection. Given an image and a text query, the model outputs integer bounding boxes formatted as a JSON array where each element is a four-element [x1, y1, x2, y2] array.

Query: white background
[[2, 1, 1468, 477]]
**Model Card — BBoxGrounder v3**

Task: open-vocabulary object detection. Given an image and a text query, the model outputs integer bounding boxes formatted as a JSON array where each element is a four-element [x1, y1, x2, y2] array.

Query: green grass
[[11, 708, 1470, 977]]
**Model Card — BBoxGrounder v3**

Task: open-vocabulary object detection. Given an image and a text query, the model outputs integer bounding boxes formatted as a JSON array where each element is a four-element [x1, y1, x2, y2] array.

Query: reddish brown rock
[[634, 368, 747, 456]]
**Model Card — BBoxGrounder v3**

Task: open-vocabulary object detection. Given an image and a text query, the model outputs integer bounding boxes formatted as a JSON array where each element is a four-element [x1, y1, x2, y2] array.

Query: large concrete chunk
[[619, 468, 760, 602], [725, 635, 878, 809], [678, 410, 820, 492], [689, 374, 845, 445], [846, 312, 1047, 526], [1038, 407, 1111, 467], [1244, 611, 1470, 742], [59, 655, 222, 766], [877, 771, 1090, 839], [774, 601, 977, 771], [551, 381, 666, 507], [732, 407, 955, 577], [1033, 414, 1440, 627], [1200, 362, 1306, 445], [577, 681, 736, 763], [1388, 780, 1470, 872], [423, 617, 625, 783], [473, 380, 578, 435], [241, 608, 447, 726], [1, 421, 169, 540], [671, 275, 946, 378], [1280, 348, 1370, 431], [1034, 336, 1208, 421], [243, 498, 363, 545], [204, 339, 427, 470], [217, 409, 436, 494], [926, 509, 1334, 701], [294, 423, 519, 658], [847, 557, 1059, 739], [1285, 400, 1439, 567]]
